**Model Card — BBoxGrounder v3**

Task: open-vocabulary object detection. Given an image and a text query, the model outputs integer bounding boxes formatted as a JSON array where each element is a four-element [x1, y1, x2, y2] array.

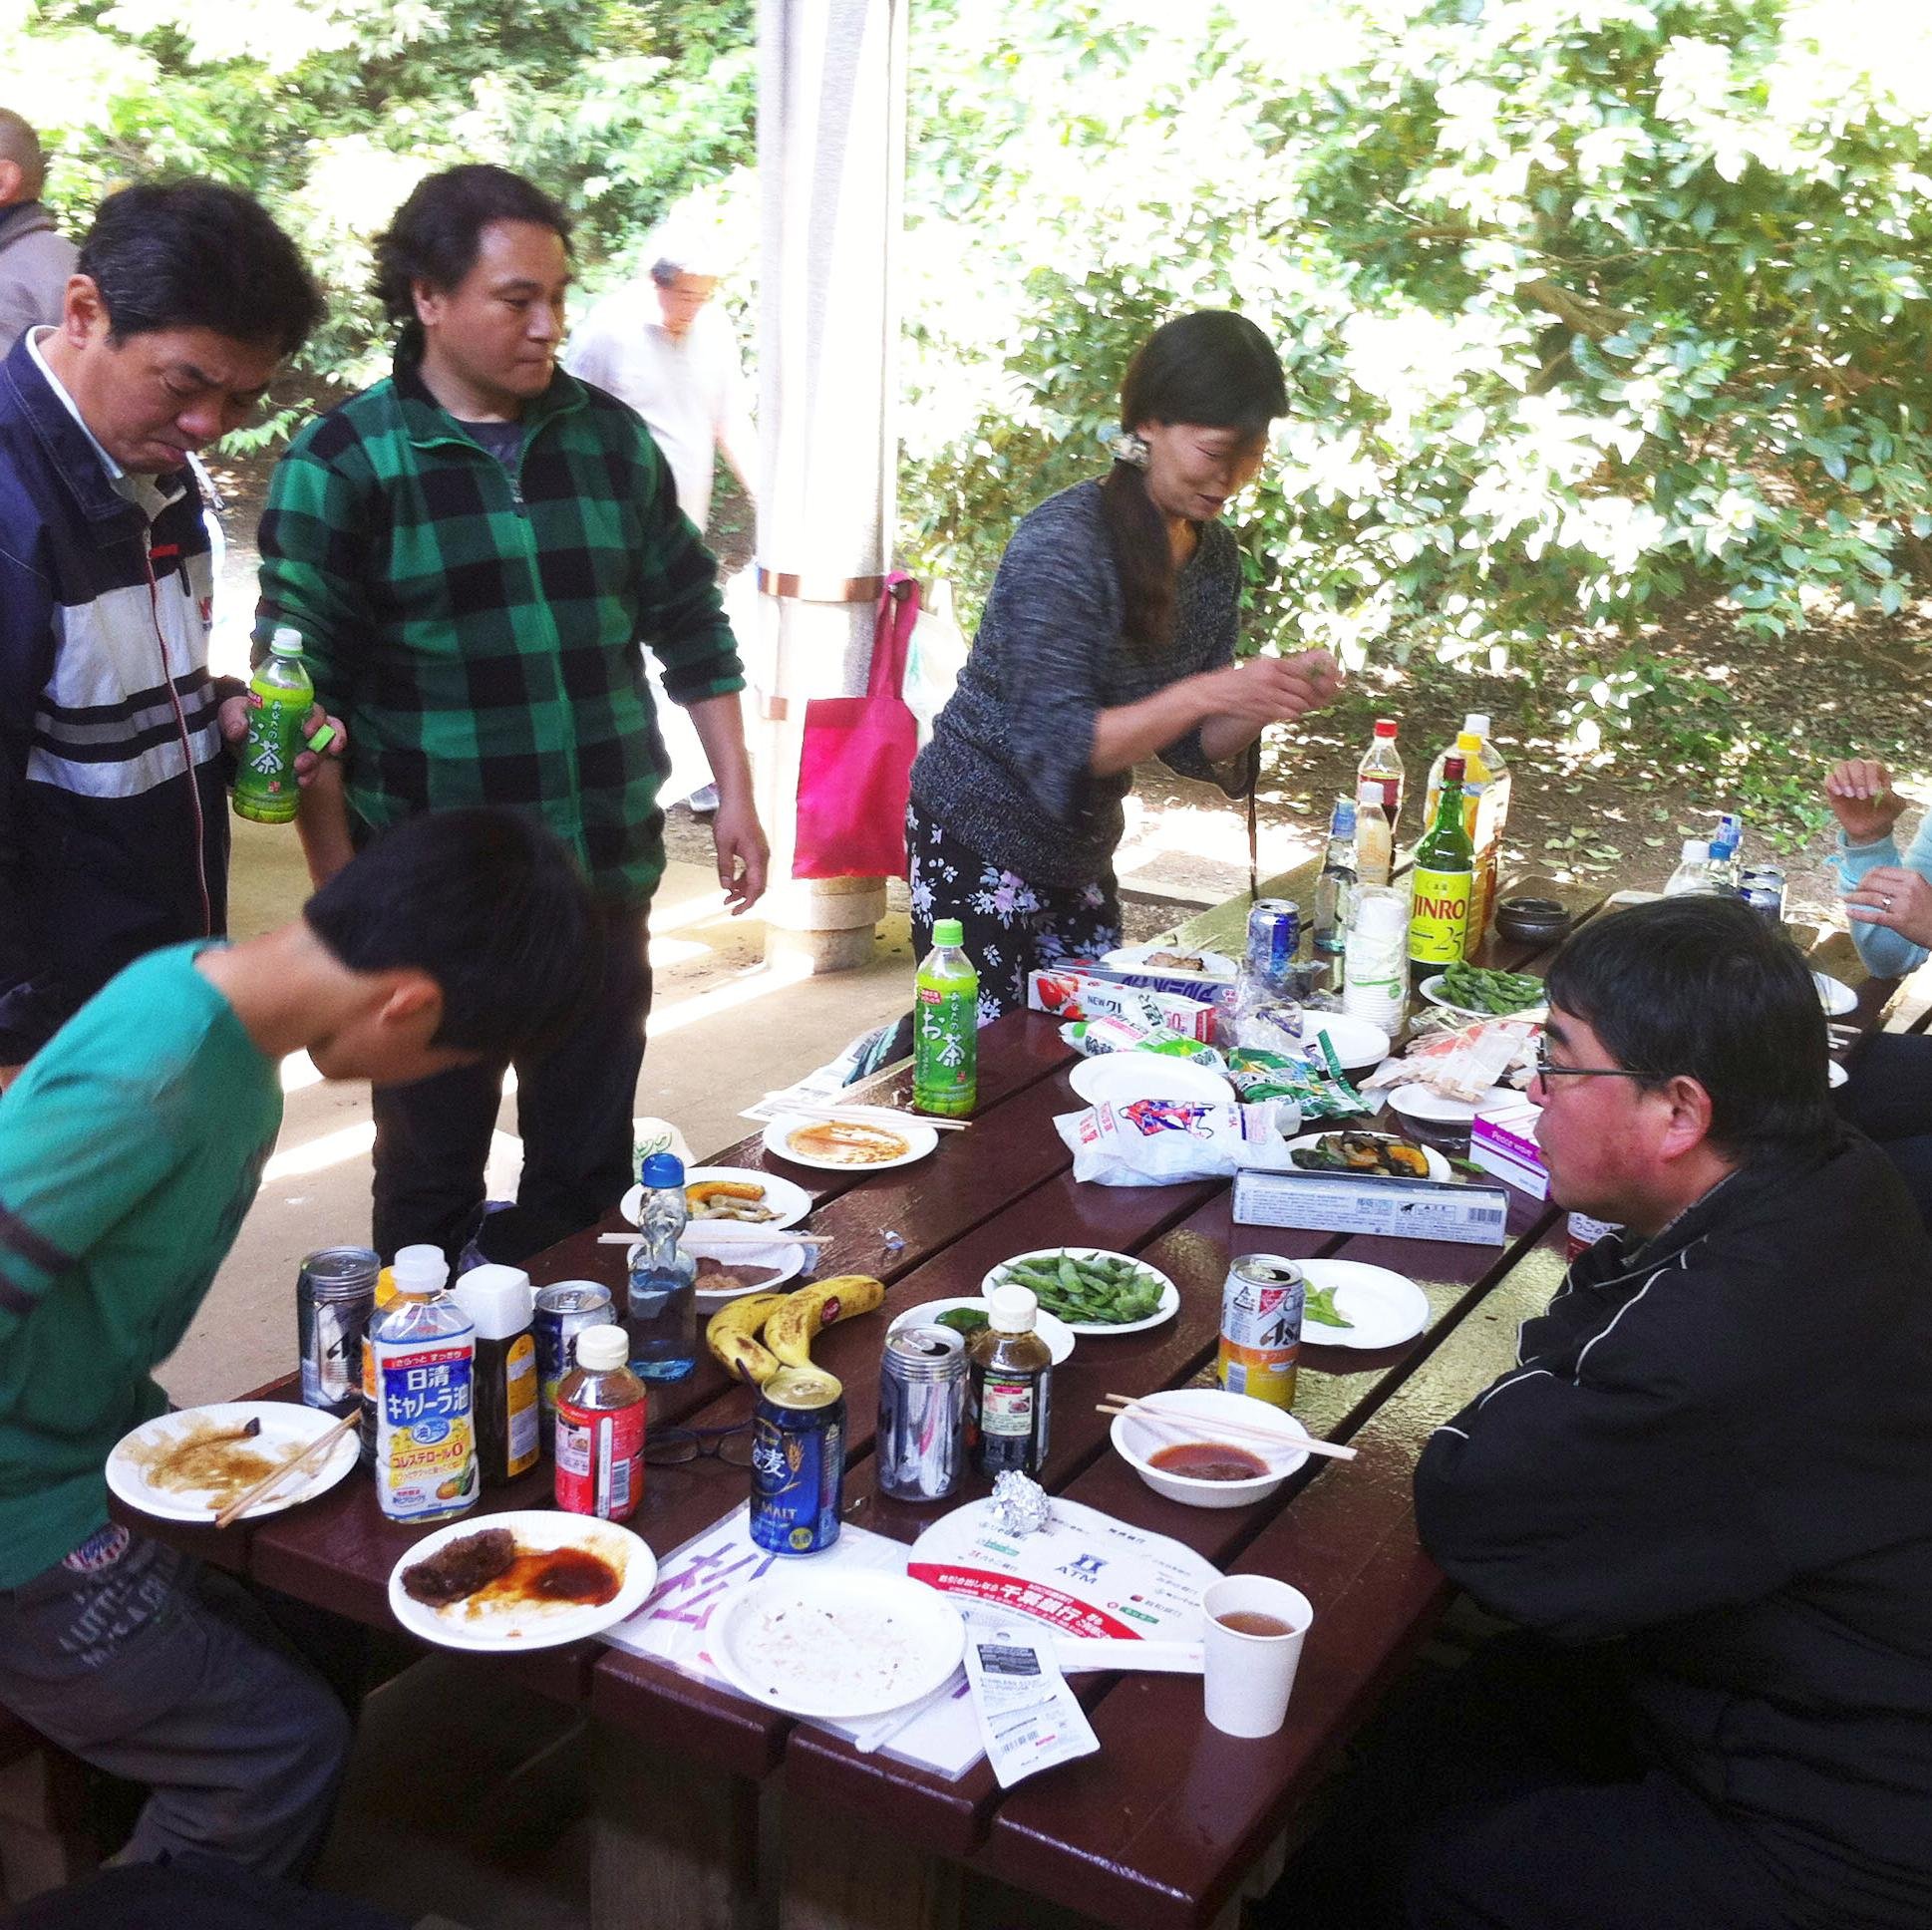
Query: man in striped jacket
[[0, 180, 331, 1083]]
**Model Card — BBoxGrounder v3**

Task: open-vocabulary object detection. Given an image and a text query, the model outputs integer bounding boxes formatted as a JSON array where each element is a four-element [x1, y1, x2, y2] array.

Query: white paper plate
[[623, 1165, 811, 1231], [1813, 972, 1858, 1018], [709, 1569, 966, 1720], [1419, 974, 1547, 1023], [670, 1234, 810, 1307], [888, 1297, 1077, 1366], [1385, 1083, 1496, 1126], [1302, 1012, 1391, 1071], [1283, 1131, 1451, 1181], [107, 1402, 360, 1525], [1298, 1258, 1432, 1350], [388, 1510, 656, 1653], [981, 1248, 1181, 1337], [1100, 944, 1240, 981], [1828, 1059, 1849, 1090], [761, 1115, 938, 1173], [1068, 1053, 1234, 1109]]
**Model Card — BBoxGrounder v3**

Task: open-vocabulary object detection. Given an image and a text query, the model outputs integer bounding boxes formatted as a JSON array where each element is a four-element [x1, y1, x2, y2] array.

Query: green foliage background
[[8, 0, 1930, 835]]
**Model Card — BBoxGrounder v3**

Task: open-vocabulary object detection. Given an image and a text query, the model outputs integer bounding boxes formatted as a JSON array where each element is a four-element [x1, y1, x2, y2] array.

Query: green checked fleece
[[254, 345, 745, 905]]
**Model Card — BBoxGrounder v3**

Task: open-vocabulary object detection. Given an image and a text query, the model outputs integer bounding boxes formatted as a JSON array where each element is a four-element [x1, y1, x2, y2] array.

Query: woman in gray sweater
[[907, 310, 1342, 1021]]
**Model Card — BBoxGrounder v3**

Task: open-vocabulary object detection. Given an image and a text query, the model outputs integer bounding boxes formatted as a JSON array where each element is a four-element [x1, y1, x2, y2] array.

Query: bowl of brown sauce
[[1110, 1388, 1310, 1509]]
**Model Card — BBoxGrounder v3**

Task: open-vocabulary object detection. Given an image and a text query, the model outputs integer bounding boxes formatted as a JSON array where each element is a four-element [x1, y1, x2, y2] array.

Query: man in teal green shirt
[[0, 806, 597, 1876]]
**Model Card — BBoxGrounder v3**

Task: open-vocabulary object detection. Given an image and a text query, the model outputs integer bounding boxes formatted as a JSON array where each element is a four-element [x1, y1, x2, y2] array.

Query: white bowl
[[1110, 1388, 1310, 1509], [1302, 1012, 1391, 1072]]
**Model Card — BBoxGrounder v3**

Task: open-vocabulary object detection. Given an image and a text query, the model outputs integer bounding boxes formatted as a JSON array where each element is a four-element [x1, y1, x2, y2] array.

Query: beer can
[[877, 1326, 967, 1502], [534, 1282, 614, 1431], [1245, 898, 1302, 990], [297, 1245, 380, 1416], [750, 1367, 845, 1554], [1738, 866, 1785, 924], [1216, 1255, 1306, 1410]]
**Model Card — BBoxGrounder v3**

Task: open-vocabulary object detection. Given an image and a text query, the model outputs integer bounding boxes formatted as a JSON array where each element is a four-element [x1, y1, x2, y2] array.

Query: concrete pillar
[[752, 0, 906, 972]]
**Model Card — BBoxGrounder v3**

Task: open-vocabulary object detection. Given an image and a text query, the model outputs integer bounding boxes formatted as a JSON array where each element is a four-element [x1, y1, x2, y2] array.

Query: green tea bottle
[[233, 627, 318, 824], [913, 916, 978, 1117], [1407, 754, 1475, 969]]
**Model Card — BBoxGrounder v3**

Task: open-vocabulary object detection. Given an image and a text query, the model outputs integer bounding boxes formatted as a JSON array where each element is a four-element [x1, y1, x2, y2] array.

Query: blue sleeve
[[0, 530, 61, 1061], [1833, 815, 1932, 978]]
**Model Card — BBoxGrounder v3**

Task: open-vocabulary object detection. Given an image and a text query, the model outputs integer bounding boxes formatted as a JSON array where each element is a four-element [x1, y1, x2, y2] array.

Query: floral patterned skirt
[[907, 800, 1123, 1027]]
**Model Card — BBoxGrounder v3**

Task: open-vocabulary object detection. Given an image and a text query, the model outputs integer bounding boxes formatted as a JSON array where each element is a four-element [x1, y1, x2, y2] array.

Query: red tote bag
[[792, 572, 920, 879]]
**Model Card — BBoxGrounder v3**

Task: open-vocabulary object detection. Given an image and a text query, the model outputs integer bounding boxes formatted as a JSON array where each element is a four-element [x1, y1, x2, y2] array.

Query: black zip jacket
[[1416, 1130, 1932, 1928]]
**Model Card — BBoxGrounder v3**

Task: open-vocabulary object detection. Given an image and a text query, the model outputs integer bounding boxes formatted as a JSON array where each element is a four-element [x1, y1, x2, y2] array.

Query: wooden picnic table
[[113, 866, 1908, 1930]]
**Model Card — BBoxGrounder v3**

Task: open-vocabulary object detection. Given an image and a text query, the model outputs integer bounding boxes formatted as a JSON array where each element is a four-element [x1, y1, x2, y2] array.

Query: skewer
[[1098, 1396, 1357, 1462], [759, 1100, 971, 1131], [213, 1410, 359, 1529]]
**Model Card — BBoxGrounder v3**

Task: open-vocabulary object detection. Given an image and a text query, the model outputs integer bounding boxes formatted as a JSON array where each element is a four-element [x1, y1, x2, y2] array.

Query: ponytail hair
[[1100, 310, 1288, 650]]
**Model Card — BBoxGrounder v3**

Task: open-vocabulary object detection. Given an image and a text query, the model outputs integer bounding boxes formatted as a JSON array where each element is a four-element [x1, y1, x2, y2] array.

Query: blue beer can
[[750, 1367, 846, 1554], [1245, 898, 1302, 989]]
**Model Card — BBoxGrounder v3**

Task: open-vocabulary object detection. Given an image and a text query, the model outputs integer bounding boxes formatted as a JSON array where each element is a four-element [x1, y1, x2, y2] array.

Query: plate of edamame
[[980, 1246, 1180, 1337]]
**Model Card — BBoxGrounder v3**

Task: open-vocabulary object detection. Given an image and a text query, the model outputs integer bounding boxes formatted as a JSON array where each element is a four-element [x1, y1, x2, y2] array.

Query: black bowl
[[1494, 895, 1573, 945]]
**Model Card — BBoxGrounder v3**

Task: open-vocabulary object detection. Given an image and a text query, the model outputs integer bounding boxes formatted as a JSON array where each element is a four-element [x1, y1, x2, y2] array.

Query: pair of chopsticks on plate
[[597, 1227, 829, 1248], [748, 1095, 971, 1132], [212, 1411, 360, 1529], [1097, 1393, 1358, 1462]]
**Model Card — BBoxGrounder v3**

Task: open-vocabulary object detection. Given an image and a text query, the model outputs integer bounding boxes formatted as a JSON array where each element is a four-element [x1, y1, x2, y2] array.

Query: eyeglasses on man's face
[[1532, 1033, 1664, 1085]]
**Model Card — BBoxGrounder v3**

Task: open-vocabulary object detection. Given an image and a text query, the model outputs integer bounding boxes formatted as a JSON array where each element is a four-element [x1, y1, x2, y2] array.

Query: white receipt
[[963, 1623, 1101, 1788]]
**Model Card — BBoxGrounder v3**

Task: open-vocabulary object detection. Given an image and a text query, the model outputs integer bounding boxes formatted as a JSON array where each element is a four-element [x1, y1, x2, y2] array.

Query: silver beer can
[[297, 1245, 380, 1415], [877, 1325, 968, 1502]]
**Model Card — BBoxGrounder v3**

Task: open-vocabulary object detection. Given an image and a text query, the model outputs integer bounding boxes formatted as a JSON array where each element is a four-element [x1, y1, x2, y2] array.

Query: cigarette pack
[[1027, 970, 1217, 1043], [1468, 1097, 1550, 1199], [1231, 1168, 1510, 1246]]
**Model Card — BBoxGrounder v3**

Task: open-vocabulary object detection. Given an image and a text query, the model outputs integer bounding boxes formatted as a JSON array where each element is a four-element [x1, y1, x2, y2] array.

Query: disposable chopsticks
[[752, 1098, 971, 1131], [1098, 1394, 1358, 1462], [213, 1410, 360, 1529], [596, 1229, 828, 1247]]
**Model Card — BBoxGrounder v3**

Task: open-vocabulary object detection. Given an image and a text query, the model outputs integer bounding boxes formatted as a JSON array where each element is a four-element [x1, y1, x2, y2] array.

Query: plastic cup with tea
[[1201, 1575, 1314, 1739]]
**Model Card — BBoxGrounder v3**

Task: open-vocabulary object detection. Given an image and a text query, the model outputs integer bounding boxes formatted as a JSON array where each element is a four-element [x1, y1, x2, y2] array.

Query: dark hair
[[79, 180, 322, 357], [303, 808, 602, 1057], [1102, 310, 1288, 650], [1543, 895, 1834, 1161], [373, 164, 573, 325]]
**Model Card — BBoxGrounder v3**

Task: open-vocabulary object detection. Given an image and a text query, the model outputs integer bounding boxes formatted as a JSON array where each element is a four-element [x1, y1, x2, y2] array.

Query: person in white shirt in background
[[565, 238, 757, 815]]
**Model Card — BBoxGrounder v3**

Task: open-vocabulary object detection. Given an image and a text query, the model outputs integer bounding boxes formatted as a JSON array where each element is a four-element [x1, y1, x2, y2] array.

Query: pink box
[[1026, 969, 1218, 1042], [1469, 1097, 1549, 1199]]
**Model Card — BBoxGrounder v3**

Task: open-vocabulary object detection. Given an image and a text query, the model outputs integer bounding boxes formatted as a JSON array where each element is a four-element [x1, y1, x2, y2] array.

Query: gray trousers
[[0, 1526, 350, 1876]]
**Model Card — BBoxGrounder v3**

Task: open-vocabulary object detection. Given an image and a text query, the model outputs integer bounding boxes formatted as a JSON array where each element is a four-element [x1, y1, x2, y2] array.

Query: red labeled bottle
[[554, 1324, 646, 1520]]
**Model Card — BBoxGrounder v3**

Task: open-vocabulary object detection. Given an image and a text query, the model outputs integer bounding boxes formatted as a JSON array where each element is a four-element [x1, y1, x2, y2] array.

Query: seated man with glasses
[[1294, 895, 1932, 1930]]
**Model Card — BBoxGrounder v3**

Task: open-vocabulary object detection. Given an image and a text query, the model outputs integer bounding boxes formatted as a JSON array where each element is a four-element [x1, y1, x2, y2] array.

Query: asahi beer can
[[534, 1282, 614, 1431], [1246, 899, 1302, 990], [751, 1367, 845, 1554], [877, 1326, 968, 1502], [1217, 1255, 1306, 1410], [297, 1246, 380, 1416], [1738, 866, 1786, 924]]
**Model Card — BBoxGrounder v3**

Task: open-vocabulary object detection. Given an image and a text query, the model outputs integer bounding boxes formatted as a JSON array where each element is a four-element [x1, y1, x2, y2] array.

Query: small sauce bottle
[[452, 1263, 540, 1487], [555, 1325, 647, 1521], [968, 1284, 1053, 1477]]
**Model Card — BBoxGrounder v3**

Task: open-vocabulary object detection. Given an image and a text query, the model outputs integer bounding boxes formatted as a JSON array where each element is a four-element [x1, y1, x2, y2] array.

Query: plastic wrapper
[[1360, 1018, 1539, 1103], [1224, 1045, 1371, 1121], [1060, 1019, 1226, 1068], [1055, 1098, 1294, 1186]]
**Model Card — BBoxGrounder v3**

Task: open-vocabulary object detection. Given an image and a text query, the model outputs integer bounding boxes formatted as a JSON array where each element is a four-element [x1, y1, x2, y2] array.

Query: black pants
[[1267, 1634, 1802, 1930], [1836, 1032, 1932, 1232], [370, 903, 651, 1266]]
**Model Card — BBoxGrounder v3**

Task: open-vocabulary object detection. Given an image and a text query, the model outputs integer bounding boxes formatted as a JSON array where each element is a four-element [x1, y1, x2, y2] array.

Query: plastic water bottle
[[914, 917, 979, 1117], [234, 626, 322, 824], [1312, 799, 1358, 958], [1663, 838, 1714, 896], [1709, 814, 1744, 887], [1356, 718, 1406, 832], [624, 1152, 697, 1381]]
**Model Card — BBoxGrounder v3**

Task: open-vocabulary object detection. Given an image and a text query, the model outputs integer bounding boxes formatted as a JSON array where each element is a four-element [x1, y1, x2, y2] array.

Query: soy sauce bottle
[[968, 1284, 1052, 1477]]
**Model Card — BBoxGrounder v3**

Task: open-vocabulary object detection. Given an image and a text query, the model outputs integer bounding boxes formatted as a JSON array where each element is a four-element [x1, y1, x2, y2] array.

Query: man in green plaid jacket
[[255, 164, 768, 1266]]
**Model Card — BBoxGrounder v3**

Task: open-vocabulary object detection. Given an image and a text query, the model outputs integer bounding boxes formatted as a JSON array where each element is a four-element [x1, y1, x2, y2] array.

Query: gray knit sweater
[[908, 479, 1251, 887]]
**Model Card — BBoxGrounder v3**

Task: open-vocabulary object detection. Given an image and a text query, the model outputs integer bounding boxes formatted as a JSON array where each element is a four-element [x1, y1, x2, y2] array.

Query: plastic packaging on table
[[1359, 1018, 1539, 1105], [1224, 1046, 1371, 1120], [1059, 1017, 1224, 1065], [1055, 1098, 1283, 1187]]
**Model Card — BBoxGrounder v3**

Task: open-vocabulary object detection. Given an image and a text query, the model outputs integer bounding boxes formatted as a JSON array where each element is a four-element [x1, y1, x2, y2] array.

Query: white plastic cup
[[1201, 1575, 1313, 1739]]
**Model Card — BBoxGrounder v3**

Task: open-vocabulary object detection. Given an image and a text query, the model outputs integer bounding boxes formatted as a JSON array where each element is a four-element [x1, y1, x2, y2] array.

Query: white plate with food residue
[[622, 1165, 812, 1230], [709, 1569, 967, 1720], [387, 1510, 656, 1653], [107, 1402, 361, 1524]]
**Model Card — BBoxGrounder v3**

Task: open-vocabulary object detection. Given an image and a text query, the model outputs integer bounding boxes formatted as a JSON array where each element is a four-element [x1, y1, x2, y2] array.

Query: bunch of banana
[[704, 1275, 885, 1385]]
